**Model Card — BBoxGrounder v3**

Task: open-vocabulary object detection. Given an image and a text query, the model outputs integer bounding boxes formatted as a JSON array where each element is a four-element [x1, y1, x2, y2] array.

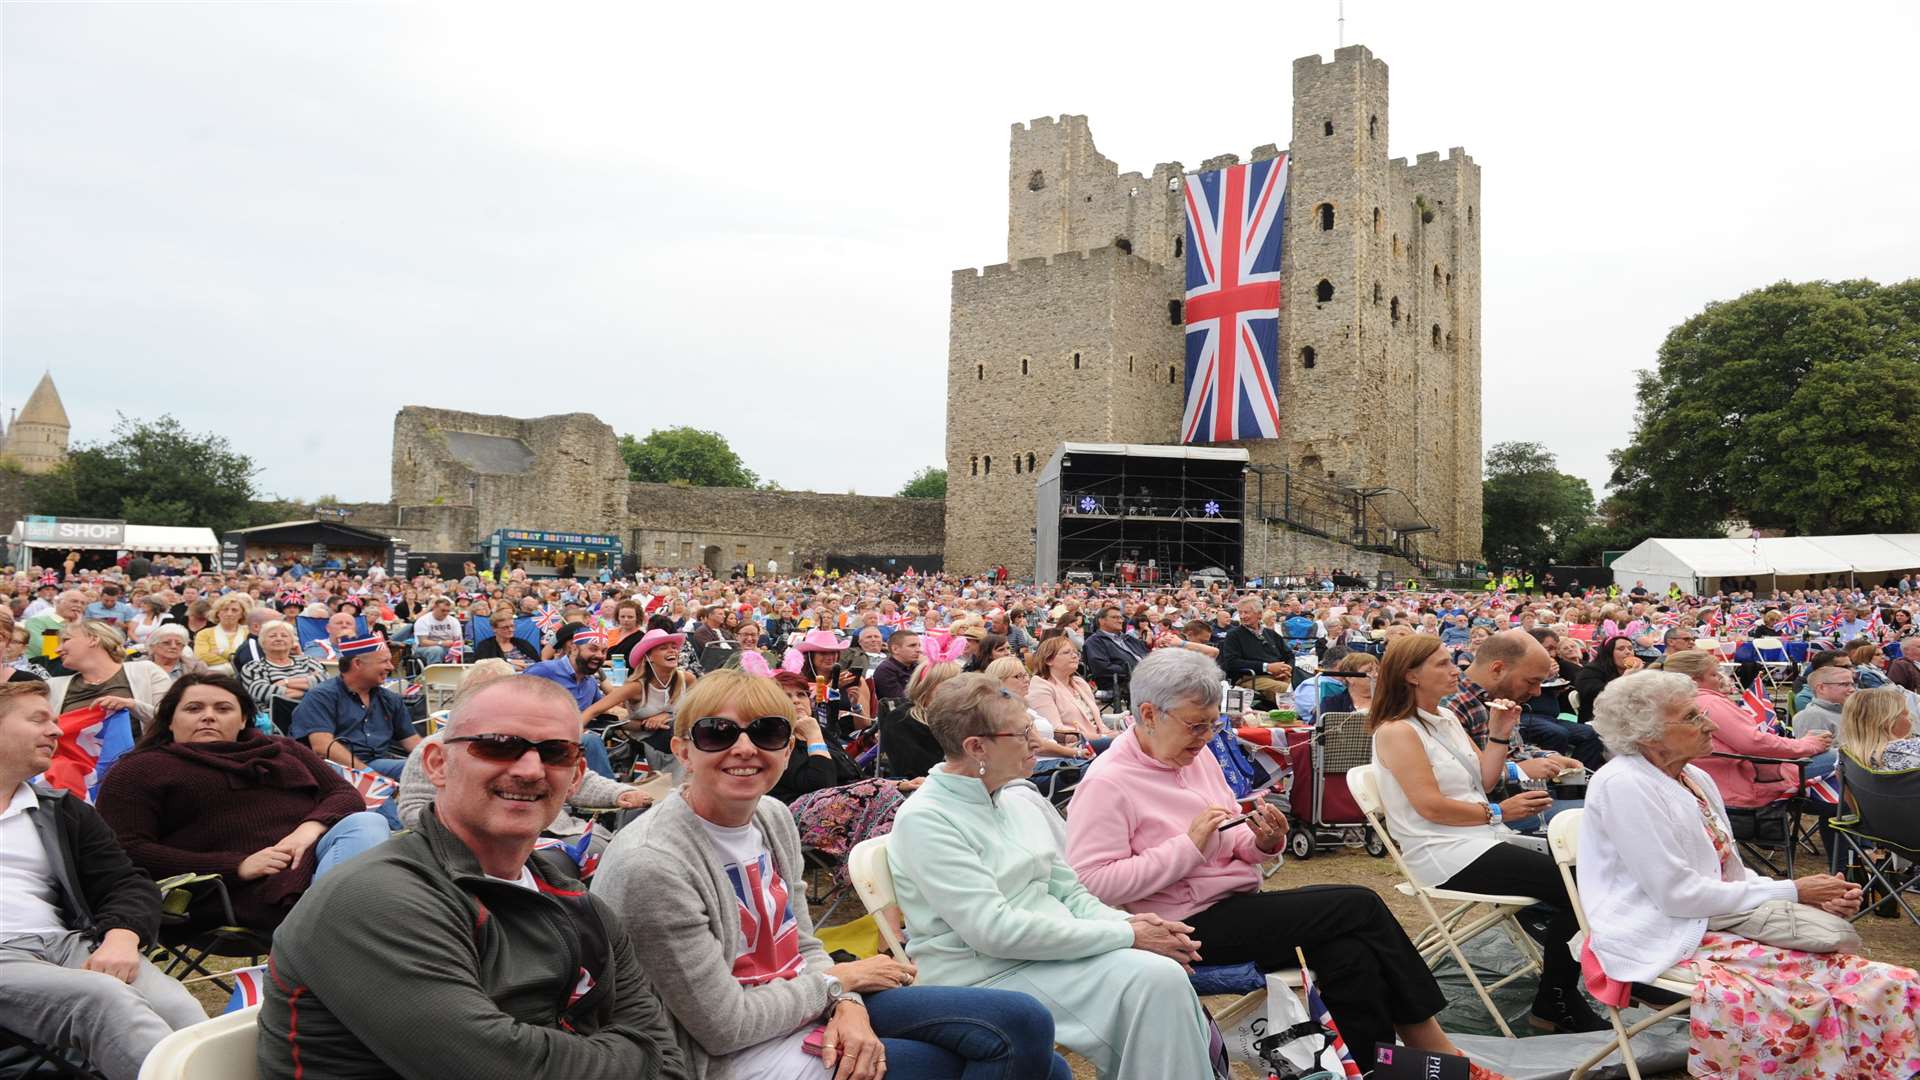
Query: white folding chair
[[1546, 811, 1694, 1080], [419, 663, 470, 713], [1347, 764, 1542, 1038], [137, 1005, 261, 1080]]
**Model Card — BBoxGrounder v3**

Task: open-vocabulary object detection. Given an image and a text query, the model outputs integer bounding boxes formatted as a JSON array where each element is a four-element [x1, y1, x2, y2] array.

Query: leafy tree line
[[1485, 278, 1920, 571]]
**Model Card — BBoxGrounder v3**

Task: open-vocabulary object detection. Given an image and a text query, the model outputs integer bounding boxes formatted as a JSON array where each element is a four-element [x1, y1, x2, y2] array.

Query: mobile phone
[[1215, 813, 1253, 832]]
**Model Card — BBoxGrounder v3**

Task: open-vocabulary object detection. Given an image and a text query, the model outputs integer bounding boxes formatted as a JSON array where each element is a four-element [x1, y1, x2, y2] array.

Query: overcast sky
[[5, 1, 1917, 507]]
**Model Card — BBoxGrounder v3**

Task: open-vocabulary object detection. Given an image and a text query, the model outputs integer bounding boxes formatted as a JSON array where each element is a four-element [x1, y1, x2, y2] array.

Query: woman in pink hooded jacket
[[1065, 648, 1494, 1080]]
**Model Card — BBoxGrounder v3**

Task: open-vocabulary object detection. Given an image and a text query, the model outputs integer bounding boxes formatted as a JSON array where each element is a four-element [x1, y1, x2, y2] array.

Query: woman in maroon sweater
[[96, 673, 390, 931]]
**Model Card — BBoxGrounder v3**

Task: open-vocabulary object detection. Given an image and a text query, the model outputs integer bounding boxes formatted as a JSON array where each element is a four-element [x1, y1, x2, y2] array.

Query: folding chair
[[1827, 749, 1920, 927], [1749, 636, 1796, 691], [1346, 764, 1542, 1038], [146, 875, 272, 995], [1546, 811, 1693, 1080], [1710, 750, 1824, 877], [418, 663, 469, 714], [135, 1005, 260, 1080], [0, 1026, 104, 1080]]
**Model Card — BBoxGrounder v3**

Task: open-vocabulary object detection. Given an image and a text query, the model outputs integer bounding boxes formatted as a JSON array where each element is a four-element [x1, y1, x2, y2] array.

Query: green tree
[[618, 428, 758, 487], [1607, 278, 1920, 536], [1481, 441, 1594, 572], [25, 415, 258, 534], [896, 467, 947, 499]]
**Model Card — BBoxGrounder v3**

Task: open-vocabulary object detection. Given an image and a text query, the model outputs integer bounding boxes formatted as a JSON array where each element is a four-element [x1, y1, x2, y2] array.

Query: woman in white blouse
[[1369, 635, 1601, 1033], [1581, 671, 1915, 1079]]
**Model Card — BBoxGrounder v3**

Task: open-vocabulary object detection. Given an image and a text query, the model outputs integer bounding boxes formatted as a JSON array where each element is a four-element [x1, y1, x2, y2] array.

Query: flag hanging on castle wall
[[1181, 155, 1287, 444]]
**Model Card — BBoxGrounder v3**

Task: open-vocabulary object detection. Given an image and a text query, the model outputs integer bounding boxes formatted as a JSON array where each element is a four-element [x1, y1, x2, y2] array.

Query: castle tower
[[3, 372, 71, 475], [944, 46, 1482, 575]]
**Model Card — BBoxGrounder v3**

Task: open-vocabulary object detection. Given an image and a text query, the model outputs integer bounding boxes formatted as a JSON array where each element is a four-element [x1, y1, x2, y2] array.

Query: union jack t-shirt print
[[1181, 154, 1287, 443]]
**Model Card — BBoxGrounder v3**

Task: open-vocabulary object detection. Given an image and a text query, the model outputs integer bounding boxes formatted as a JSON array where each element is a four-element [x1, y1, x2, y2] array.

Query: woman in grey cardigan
[[593, 669, 1068, 1080]]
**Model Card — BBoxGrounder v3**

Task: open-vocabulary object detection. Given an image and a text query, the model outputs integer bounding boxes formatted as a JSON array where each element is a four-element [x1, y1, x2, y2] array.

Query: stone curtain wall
[[628, 482, 944, 572], [389, 407, 630, 548]]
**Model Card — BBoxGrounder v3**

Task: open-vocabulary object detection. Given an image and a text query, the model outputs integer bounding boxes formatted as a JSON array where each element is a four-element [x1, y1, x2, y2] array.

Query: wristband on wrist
[[1505, 761, 1523, 785], [807, 742, 830, 754], [1487, 801, 1504, 825], [1489, 736, 1512, 745]]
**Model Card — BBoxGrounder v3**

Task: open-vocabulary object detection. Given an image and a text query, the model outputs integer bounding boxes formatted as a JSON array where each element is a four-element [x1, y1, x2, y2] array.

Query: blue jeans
[[313, 812, 388, 878], [413, 645, 447, 665], [862, 985, 1070, 1080], [580, 731, 615, 780]]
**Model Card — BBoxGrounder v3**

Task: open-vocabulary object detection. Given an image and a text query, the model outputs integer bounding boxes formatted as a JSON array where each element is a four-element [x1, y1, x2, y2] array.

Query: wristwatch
[[820, 972, 846, 1019]]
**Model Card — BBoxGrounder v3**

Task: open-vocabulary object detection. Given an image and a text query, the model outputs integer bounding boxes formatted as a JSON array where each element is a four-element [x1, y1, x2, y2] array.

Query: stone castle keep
[[945, 45, 1483, 576]]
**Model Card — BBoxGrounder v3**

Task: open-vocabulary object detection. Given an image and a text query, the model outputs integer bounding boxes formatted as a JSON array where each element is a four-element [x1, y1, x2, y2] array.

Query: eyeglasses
[[1673, 709, 1712, 729], [980, 725, 1037, 743], [689, 714, 793, 753], [447, 733, 584, 766]]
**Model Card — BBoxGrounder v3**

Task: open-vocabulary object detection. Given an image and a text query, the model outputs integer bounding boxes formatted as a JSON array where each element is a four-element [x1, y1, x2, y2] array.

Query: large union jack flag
[[1182, 155, 1287, 443]]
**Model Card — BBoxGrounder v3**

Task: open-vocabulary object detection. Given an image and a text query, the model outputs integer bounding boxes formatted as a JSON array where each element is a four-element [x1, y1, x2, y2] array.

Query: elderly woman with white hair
[[1581, 670, 1918, 1078], [145, 623, 212, 682], [1065, 649, 1492, 1080], [887, 673, 1217, 1080], [243, 620, 327, 733]]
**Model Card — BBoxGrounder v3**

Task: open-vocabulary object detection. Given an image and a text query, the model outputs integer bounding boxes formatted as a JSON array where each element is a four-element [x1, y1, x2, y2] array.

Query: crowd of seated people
[[6, 553, 1920, 1079]]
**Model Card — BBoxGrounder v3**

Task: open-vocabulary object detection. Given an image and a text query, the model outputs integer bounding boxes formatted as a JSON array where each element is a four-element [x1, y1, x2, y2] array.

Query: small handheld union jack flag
[[535, 606, 562, 632], [224, 964, 269, 1013]]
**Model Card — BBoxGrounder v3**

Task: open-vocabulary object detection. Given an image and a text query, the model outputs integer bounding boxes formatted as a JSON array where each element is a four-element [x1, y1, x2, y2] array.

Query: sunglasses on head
[[447, 733, 583, 766], [689, 715, 793, 753]]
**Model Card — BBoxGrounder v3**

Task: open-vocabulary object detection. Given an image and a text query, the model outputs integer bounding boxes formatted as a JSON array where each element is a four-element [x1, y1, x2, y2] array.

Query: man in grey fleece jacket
[[257, 676, 687, 1080]]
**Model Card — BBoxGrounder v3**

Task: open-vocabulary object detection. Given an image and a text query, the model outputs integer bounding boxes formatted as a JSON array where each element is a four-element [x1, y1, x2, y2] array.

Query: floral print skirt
[[789, 777, 910, 880], [1686, 931, 1920, 1079]]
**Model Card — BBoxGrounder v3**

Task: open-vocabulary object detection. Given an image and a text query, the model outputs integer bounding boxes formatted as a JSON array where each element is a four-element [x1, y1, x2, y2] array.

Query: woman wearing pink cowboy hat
[[621, 627, 689, 775], [785, 628, 875, 742]]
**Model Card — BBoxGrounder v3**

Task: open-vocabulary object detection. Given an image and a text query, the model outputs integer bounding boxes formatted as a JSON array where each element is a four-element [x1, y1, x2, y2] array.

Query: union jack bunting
[[1181, 156, 1286, 443], [325, 761, 399, 808], [224, 964, 269, 1013]]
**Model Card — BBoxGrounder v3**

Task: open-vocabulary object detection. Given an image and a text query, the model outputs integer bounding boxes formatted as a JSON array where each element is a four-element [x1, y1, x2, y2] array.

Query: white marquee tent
[[1611, 534, 1920, 595]]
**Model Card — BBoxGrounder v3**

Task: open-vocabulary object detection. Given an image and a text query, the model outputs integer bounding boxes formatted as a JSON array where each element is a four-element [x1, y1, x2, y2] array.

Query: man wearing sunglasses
[[258, 675, 688, 1080]]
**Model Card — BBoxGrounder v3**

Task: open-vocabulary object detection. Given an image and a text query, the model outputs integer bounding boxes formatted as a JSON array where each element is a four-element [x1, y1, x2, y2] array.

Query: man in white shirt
[[412, 596, 464, 665], [0, 680, 205, 1080]]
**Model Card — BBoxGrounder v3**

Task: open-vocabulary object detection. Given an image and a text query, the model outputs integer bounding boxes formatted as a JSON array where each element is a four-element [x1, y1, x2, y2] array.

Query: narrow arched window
[[1014, 454, 1022, 474], [1168, 365, 1178, 385], [1315, 279, 1334, 303], [1390, 297, 1400, 323], [1369, 115, 1377, 139], [1372, 207, 1381, 233], [1300, 346, 1317, 369], [976, 363, 984, 381], [1317, 203, 1334, 231], [1372, 282, 1383, 304], [1431, 324, 1442, 347], [1026, 452, 1035, 472], [1433, 265, 1442, 288], [1323, 120, 1334, 136], [1072, 352, 1081, 370], [1021, 357, 1029, 375], [970, 456, 978, 476], [983, 456, 992, 475]]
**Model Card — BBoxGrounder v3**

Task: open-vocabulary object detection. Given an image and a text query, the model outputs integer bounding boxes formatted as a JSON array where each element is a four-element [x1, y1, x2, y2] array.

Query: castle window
[[1014, 454, 1022, 475], [1433, 265, 1442, 288], [1168, 300, 1182, 324], [1168, 365, 1178, 385], [1467, 205, 1474, 225], [1072, 352, 1080, 370], [983, 455, 992, 474], [976, 363, 984, 381], [1300, 346, 1317, 369], [1372, 282, 1383, 304], [1026, 452, 1035, 472], [1127, 354, 1134, 373], [1114, 237, 1132, 254], [1317, 203, 1334, 231], [1168, 176, 1180, 191], [1315, 279, 1334, 303], [1372, 207, 1381, 233], [1323, 119, 1334, 136], [1028, 169, 1045, 191], [970, 456, 978, 477], [1390, 297, 1400, 323], [1369, 115, 1377, 139], [1431, 324, 1442, 347], [1173, 236, 1183, 259], [1446, 272, 1452, 289], [1021, 357, 1029, 375]]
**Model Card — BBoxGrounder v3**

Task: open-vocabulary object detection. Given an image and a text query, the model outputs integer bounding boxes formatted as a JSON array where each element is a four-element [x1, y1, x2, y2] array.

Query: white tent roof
[[125, 525, 219, 554], [1611, 538, 1772, 581], [1613, 533, 1920, 585], [1802, 534, 1920, 574]]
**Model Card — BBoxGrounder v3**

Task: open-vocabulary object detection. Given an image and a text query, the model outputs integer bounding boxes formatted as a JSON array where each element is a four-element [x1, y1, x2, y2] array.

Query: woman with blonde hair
[[1839, 684, 1920, 771], [986, 656, 1092, 763], [193, 593, 253, 667], [874, 659, 963, 780], [1663, 649, 1833, 809]]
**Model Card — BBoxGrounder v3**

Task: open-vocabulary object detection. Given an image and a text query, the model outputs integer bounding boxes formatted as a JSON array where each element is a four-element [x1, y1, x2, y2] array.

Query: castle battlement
[[955, 244, 1159, 286]]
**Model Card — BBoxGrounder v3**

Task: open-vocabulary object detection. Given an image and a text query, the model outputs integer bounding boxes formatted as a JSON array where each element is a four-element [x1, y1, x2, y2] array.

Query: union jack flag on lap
[[325, 761, 399, 808], [1182, 156, 1286, 443]]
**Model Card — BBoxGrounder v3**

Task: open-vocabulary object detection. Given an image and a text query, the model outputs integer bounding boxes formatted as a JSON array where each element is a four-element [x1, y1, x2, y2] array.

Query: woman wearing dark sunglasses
[[593, 669, 1068, 1080]]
